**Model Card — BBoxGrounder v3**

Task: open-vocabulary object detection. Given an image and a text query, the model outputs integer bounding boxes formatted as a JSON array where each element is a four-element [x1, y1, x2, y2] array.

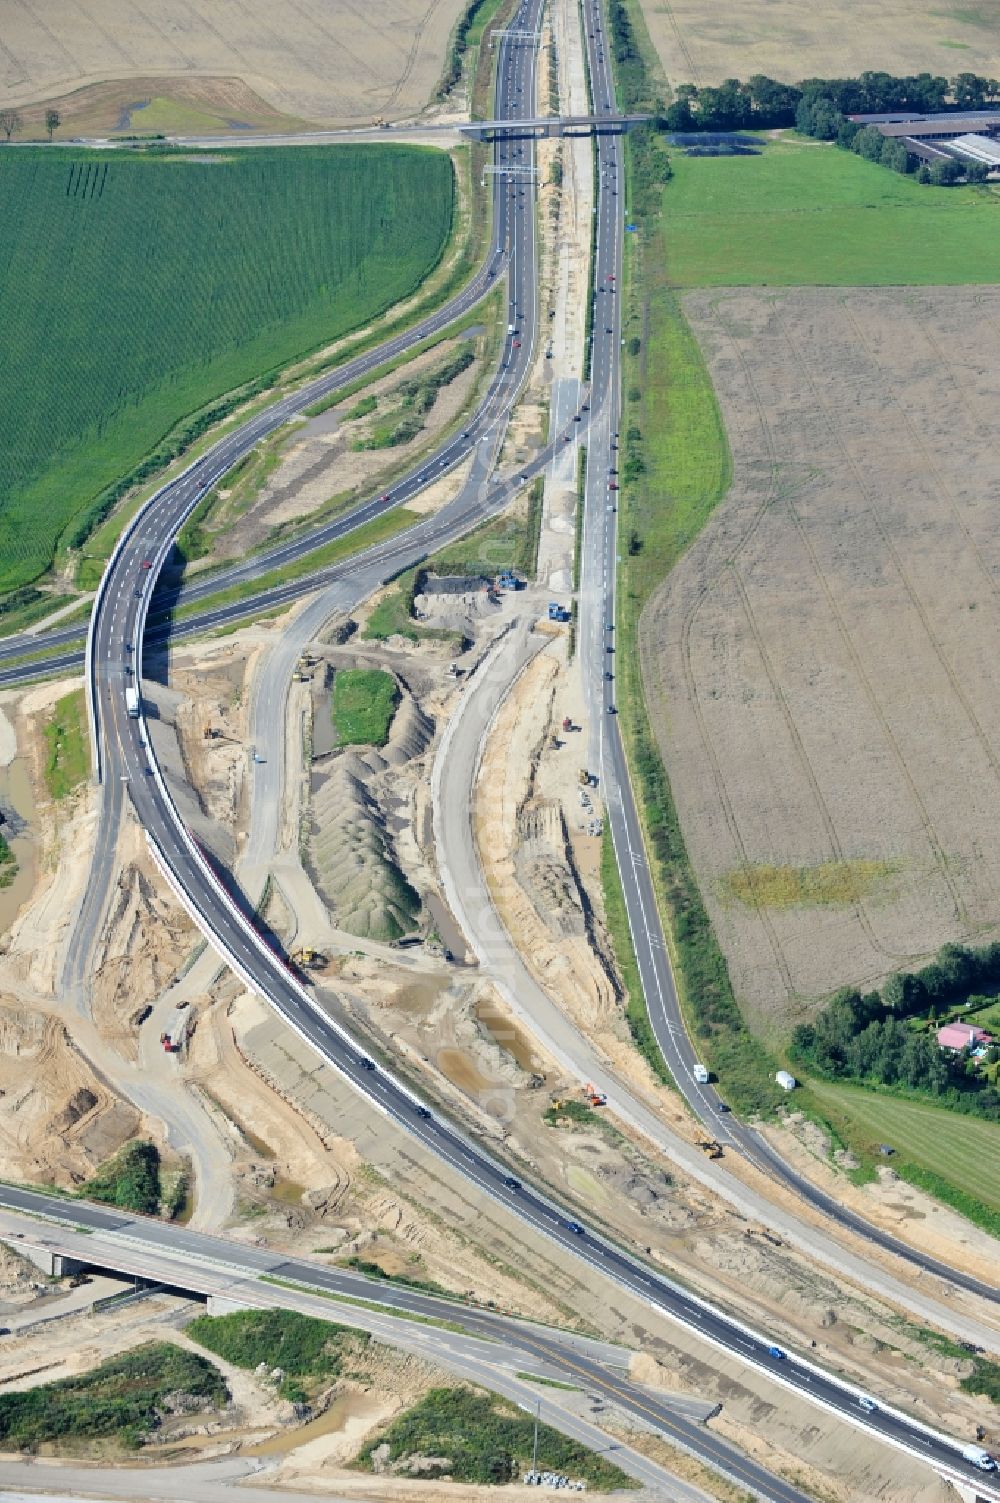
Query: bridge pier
[[12, 1239, 87, 1279], [207, 1292, 257, 1317]]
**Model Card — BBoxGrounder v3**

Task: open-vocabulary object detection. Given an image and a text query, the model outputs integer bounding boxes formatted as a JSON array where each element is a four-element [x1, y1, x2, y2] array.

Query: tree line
[[658, 70, 1000, 133], [795, 107, 979, 185], [791, 942, 1000, 1120]]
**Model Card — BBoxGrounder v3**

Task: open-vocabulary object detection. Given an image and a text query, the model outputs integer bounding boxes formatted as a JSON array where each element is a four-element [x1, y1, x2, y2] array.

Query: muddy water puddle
[[247, 1388, 384, 1456], [474, 998, 539, 1072], [0, 759, 36, 934]]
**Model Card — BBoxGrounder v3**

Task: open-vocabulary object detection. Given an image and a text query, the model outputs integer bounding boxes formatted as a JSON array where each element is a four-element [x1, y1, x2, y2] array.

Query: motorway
[[0, 1187, 764, 1503], [15, 3, 995, 1500], [568, 7, 1000, 1315]]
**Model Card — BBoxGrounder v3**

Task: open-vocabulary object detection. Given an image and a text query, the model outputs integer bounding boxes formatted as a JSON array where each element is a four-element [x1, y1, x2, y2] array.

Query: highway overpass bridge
[[459, 111, 649, 138]]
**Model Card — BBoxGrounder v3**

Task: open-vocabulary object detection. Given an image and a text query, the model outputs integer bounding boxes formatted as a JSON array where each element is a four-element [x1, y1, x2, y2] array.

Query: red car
[[140, 560, 152, 569], [608, 482, 619, 491], [380, 492, 391, 503]]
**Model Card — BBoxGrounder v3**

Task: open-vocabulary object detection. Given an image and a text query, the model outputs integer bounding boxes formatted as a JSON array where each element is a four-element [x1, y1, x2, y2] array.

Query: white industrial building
[[944, 132, 1000, 168]]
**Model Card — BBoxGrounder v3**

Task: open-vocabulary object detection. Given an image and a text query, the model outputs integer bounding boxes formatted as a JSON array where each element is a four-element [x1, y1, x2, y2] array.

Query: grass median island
[[187, 1308, 368, 1404], [332, 669, 400, 747], [168, 507, 422, 631], [357, 1386, 632, 1488], [0, 145, 454, 598], [42, 688, 90, 799], [663, 134, 1000, 287], [0, 1341, 227, 1454]]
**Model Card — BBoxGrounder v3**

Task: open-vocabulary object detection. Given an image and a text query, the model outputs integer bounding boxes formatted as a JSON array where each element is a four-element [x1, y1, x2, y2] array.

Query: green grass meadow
[[662, 135, 1000, 287], [0, 146, 454, 595], [806, 1079, 1000, 1219], [332, 668, 400, 747]]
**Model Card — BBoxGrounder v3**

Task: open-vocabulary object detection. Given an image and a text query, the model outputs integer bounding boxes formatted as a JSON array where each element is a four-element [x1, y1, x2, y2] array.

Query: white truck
[[961, 1444, 996, 1471], [125, 686, 140, 719], [693, 1063, 709, 1084]]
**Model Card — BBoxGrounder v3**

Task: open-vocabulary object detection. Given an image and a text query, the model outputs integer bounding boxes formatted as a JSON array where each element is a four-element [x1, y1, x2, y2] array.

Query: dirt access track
[[641, 286, 1000, 1035], [0, 0, 469, 129], [637, 0, 1000, 89]]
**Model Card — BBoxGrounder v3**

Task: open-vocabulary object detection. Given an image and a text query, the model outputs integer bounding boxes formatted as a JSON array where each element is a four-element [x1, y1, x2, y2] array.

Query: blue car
[[767, 1345, 787, 1360]]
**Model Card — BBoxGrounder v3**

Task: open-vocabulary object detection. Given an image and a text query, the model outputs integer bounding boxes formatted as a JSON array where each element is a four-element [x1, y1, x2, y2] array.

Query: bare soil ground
[[641, 286, 1000, 1034], [638, 0, 1000, 89], [0, 0, 470, 130]]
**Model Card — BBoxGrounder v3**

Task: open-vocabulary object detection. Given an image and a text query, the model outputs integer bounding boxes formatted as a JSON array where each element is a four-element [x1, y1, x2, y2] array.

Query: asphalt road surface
[[569, 2, 1000, 1314], [0, 1186, 821, 1503], [74, 16, 997, 1502], [25, 3, 992, 1498]]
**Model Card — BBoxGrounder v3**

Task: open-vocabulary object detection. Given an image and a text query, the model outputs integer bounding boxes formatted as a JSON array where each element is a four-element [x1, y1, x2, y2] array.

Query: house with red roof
[[936, 1021, 993, 1051]]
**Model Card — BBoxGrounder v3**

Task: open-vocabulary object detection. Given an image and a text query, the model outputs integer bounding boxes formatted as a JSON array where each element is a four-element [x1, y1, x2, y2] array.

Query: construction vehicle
[[291, 947, 323, 968], [160, 1031, 180, 1054], [578, 767, 597, 787], [697, 1140, 723, 1159], [547, 601, 570, 622], [562, 716, 573, 732], [583, 1082, 607, 1107], [498, 570, 518, 590]]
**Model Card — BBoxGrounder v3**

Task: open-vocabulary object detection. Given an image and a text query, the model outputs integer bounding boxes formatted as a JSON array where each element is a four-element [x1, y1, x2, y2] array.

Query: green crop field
[[806, 1080, 1000, 1214], [0, 146, 454, 596], [662, 135, 1000, 286]]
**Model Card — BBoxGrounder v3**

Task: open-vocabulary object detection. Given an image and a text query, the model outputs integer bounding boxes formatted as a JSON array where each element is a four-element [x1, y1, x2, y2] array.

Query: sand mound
[[384, 693, 434, 768], [309, 760, 420, 942]]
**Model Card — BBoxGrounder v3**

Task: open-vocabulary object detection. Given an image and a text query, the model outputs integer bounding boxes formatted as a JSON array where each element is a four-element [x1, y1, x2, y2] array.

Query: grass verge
[[0, 831, 17, 889], [600, 828, 670, 1087], [0, 589, 79, 639], [610, 173, 781, 1114], [42, 688, 90, 799], [260, 1275, 482, 1338]]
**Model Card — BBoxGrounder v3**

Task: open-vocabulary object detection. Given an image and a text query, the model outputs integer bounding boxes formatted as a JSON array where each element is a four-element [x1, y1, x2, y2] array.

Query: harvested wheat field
[[640, 285, 1000, 1037], [0, 0, 468, 131], [639, 0, 1000, 88]]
